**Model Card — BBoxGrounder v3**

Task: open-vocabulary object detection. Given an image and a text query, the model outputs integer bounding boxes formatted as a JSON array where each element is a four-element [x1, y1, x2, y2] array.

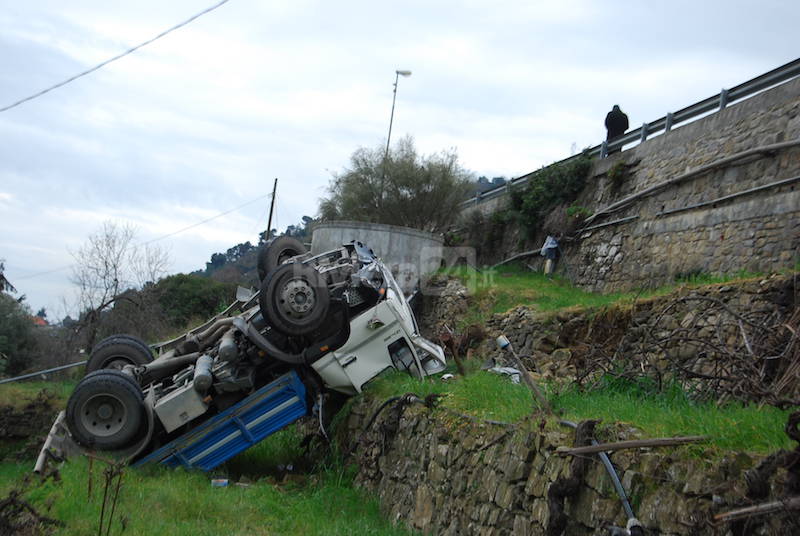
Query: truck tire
[[86, 339, 153, 374], [257, 236, 307, 282], [91, 334, 152, 363], [66, 371, 145, 450], [260, 263, 330, 336], [82, 369, 143, 397]]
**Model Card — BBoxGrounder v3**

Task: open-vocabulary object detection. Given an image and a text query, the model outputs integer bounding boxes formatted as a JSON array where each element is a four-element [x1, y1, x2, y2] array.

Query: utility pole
[[266, 178, 277, 242]]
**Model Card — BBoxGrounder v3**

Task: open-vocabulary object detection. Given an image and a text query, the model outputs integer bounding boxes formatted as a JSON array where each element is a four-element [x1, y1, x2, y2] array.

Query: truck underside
[[37, 239, 445, 472]]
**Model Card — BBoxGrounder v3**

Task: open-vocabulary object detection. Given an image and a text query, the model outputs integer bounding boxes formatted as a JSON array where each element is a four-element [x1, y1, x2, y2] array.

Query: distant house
[[32, 316, 48, 327]]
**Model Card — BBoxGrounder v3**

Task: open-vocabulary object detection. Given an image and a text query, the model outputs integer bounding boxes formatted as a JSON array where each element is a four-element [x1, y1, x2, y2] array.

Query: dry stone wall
[[336, 276, 799, 535], [574, 79, 800, 292], [422, 274, 798, 403], [342, 397, 793, 536]]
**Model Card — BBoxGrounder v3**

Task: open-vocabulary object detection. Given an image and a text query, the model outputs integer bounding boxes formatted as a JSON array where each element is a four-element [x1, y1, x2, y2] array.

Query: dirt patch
[[0, 390, 60, 461]]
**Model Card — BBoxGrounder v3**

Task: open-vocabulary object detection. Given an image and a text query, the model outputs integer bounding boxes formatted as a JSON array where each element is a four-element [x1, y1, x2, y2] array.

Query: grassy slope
[[0, 380, 76, 409], [404, 265, 796, 453], [442, 264, 784, 326], [0, 383, 410, 535], [0, 427, 413, 536], [366, 369, 793, 454]]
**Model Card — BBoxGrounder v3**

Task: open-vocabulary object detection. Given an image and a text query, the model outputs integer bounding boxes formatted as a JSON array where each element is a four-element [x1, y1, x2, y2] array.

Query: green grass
[[438, 264, 787, 327], [673, 269, 762, 285], [1, 427, 414, 536], [0, 379, 77, 408], [366, 366, 793, 454], [439, 264, 663, 326], [552, 379, 794, 453], [365, 367, 534, 423]]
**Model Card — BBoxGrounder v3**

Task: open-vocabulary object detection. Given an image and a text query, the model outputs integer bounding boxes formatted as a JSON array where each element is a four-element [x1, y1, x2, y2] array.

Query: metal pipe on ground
[[559, 419, 643, 535]]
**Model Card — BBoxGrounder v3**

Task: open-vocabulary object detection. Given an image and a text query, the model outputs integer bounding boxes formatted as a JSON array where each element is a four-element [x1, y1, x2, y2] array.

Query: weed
[[607, 160, 627, 190], [565, 205, 591, 219]]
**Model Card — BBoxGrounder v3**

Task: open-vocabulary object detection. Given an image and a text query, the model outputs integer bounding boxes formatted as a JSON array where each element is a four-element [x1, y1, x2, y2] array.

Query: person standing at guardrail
[[605, 105, 629, 154]]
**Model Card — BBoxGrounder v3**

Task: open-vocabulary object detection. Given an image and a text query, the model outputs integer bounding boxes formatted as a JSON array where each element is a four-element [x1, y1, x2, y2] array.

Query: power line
[[0, 0, 231, 114], [137, 193, 269, 246], [13, 192, 269, 281]]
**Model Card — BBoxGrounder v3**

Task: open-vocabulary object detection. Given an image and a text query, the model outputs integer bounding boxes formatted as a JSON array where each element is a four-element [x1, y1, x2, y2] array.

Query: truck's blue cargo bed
[[134, 371, 308, 471]]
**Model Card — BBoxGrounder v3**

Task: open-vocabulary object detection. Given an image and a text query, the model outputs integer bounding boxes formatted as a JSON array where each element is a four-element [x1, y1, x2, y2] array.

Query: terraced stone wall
[[342, 396, 792, 536], [339, 275, 799, 535]]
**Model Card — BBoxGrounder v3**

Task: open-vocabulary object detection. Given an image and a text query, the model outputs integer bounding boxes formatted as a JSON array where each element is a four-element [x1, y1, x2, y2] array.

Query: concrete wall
[[311, 220, 444, 292], [460, 76, 800, 292]]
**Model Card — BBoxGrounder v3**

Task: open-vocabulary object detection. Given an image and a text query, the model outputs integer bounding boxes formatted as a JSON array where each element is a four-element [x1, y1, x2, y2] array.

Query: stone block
[[412, 484, 435, 531]]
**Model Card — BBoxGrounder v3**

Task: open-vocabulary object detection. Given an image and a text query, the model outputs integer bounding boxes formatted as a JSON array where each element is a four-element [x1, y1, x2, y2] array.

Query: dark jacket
[[605, 106, 629, 140]]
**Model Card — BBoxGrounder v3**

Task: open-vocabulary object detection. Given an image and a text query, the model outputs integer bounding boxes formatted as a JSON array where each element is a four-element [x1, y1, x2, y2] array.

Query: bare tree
[[70, 221, 170, 349]]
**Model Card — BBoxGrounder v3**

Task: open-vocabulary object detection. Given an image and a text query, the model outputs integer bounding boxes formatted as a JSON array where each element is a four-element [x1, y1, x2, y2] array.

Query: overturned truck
[[41, 239, 445, 471]]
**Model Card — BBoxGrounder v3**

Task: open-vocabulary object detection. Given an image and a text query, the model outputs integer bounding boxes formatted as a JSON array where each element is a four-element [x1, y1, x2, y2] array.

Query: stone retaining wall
[[459, 77, 800, 292], [421, 274, 798, 403], [336, 275, 799, 535], [342, 396, 792, 535]]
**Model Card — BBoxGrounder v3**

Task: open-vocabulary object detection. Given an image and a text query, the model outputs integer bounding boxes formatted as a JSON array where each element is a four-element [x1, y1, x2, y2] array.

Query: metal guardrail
[[0, 360, 87, 385], [462, 57, 800, 208]]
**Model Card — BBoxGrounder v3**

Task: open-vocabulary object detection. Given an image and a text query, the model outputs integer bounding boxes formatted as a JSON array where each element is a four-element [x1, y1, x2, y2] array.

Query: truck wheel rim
[[280, 278, 316, 317], [79, 393, 128, 438]]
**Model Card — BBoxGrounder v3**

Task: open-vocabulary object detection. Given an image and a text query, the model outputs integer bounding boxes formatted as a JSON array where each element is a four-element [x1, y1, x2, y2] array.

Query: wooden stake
[[556, 435, 707, 456], [713, 496, 800, 523]]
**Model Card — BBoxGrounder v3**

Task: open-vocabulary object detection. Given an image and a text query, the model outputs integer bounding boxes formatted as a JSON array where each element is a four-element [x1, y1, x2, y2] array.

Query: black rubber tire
[[257, 236, 307, 282], [92, 334, 152, 362], [66, 371, 145, 450], [86, 339, 153, 374], [82, 369, 143, 396], [259, 263, 330, 336]]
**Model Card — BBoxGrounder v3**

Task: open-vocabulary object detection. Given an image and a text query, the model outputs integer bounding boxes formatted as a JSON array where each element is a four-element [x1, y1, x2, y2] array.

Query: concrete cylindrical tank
[[311, 221, 444, 294]]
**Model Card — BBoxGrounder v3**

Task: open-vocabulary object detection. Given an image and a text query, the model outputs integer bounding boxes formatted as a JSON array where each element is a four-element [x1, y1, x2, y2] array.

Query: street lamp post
[[380, 69, 411, 211], [384, 69, 412, 162]]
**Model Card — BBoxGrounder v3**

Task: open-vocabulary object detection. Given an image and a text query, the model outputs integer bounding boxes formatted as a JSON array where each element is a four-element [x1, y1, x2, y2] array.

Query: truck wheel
[[66, 371, 144, 450], [86, 339, 153, 374], [260, 263, 330, 336], [257, 236, 307, 282], [91, 335, 152, 363], [82, 369, 143, 396]]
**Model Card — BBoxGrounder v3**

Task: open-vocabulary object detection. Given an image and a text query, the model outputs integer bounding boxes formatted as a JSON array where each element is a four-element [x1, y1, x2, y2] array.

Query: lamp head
[[396, 70, 412, 77]]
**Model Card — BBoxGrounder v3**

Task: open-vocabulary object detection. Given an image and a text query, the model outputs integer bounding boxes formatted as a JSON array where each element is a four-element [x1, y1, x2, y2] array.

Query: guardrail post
[[639, 123, 648, 143], [719, 88, 729, 110], [665, 112, 673, 132], [600, 140, 608, 158]]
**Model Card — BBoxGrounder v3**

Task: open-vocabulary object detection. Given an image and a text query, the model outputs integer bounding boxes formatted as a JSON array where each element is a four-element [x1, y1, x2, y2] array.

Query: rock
[[412, 484, 435, 531], [550, 348, 572, 363]]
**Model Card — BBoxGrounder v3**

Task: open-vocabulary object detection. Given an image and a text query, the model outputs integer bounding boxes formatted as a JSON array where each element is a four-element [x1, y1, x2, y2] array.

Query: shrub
[[0, 294, 37, 375], [509, 152, 594, 236], [155, 274, 236, 327]]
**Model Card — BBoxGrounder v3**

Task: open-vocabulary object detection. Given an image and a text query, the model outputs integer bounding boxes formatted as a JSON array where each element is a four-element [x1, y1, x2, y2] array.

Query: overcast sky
[[1, 0, 797, 318]]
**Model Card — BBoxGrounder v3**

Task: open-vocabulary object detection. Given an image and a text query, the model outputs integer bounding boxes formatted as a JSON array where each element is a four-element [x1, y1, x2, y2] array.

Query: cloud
[[0, 0, 797, 315]]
